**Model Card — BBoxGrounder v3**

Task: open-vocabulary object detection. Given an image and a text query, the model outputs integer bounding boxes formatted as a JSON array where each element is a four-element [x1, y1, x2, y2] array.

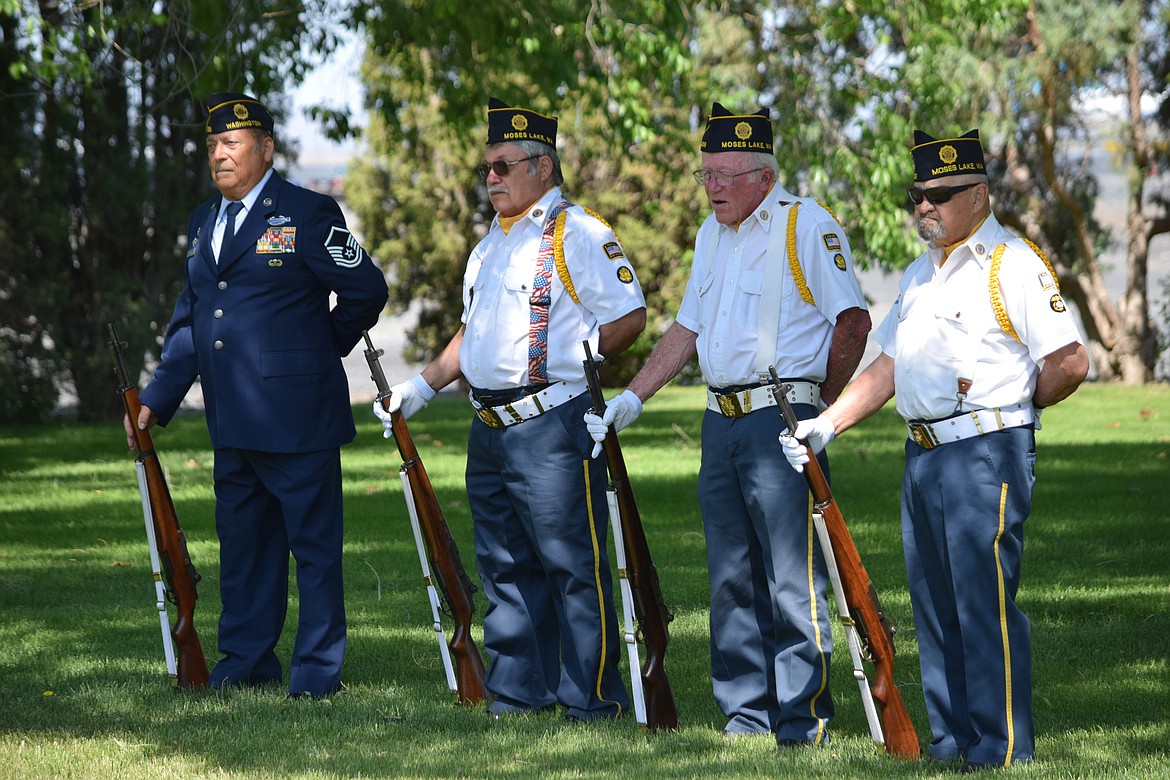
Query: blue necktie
[[220, 201, 243, 260]]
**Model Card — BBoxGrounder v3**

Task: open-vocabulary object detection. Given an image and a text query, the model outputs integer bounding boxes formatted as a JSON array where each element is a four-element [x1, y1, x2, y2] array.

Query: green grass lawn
[[1, 383, 1167, 779]]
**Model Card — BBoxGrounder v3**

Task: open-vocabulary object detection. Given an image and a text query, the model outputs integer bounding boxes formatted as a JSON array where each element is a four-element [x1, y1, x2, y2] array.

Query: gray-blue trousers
[[467, 394, 629, 720], [699, 404, 834, 741], [903, 426, 1036, 766]]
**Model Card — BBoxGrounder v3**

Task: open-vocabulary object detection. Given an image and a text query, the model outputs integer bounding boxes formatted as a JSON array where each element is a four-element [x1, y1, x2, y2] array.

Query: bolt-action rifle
[[108, 323, 209, 689], [362, 332, 488, 705], [769, 367, 919, 758], [583, 341, 679, 730]]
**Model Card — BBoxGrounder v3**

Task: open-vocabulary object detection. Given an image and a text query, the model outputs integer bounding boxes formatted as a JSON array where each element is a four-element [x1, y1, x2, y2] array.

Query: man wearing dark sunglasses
[[373, 97, 644, 722], [782, 129, 1088, 772], [586, 102, 872, 747]]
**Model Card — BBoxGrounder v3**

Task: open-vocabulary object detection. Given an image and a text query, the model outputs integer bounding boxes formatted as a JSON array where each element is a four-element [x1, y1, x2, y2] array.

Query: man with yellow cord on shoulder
[[374, 97, 644, 722], [782, 129, 1089, 772]]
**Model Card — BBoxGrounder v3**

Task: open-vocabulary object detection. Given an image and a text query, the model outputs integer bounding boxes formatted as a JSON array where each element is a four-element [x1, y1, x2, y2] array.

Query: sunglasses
[[906, 182, 977, 205], [477, 155, 539, 180]]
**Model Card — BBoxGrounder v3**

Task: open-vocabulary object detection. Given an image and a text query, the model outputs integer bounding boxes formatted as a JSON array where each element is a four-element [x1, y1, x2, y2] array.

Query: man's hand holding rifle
[[108, 322, 209, 690], [582, 342, 680, 731], [773, 368, 920, 759], [363, 331, 488, 706]]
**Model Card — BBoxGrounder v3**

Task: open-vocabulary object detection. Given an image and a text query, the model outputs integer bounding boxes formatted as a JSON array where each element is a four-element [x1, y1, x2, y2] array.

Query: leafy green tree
[[734, 0, 1166, 381], [0, 0, 343, 422], [346, 0, 700, 382]]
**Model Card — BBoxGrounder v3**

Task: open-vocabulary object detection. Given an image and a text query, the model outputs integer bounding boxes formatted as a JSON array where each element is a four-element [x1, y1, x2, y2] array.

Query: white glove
[[778, 416, 836, 473], [582, 389, 643, 458], [372, 373, 436, 438]]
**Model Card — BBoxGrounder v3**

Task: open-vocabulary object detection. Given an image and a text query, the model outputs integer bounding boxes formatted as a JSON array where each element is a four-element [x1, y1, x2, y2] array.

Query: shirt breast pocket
[[735, 269, 764, 331], [694, 269, 718, 323], [923, 310, 970, 361], [503, 266, 536, 298]]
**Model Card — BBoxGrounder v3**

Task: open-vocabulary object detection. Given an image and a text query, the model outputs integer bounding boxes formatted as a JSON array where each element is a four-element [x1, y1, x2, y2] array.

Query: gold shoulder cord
[[553, 206, 614, 305], [784, 200, 840, 306], [817, 199, 841, 224], [990, 237, 1059, 343], [786, 203, 815, 305]]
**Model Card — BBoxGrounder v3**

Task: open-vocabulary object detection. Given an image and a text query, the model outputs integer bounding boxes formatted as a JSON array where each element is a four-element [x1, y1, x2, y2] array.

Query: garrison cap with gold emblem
[[911, 128, 985, 182], [701, 102, 773, 153], [204, 92, 275, 135], [487, 97, 557, 147]]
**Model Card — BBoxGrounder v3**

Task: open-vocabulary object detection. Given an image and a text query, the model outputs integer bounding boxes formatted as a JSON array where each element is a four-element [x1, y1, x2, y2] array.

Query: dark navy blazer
[[142, 171, 388, 452]]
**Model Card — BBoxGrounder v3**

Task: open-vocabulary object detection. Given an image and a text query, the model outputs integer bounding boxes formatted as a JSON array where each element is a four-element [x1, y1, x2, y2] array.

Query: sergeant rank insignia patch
[[325, 226, 365, 268]]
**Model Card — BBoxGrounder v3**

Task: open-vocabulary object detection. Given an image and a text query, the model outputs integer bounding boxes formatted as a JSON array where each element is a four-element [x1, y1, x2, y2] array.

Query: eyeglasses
[[692, 167, 765, 186], [906, 182, 978, 206], [477, 155, 539, 179]]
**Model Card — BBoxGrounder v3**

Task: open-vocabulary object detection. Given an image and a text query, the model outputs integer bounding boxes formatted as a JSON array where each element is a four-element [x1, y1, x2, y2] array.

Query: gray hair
[[488, 139, 564, 186], [746, 152, 780, 177]]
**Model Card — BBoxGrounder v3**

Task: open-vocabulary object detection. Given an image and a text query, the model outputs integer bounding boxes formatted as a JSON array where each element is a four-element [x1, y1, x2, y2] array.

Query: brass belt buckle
[[716, 393, 743, 418], [908, 422, 936, 449], [476, 407, 506, 429]]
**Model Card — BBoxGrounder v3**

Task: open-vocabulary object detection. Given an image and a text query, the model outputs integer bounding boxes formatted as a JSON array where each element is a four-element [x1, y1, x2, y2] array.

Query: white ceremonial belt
[[906, 403, 1035, 449], [470, 380, 586, 429], [706, 381, 821, 419]]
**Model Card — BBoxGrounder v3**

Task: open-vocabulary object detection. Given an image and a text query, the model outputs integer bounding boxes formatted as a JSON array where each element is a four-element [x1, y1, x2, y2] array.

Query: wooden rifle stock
[[362, 332, 488, 705], [107, 323, 209, 689], [770, 372, 919, 758], [583, 343, 679, 730]]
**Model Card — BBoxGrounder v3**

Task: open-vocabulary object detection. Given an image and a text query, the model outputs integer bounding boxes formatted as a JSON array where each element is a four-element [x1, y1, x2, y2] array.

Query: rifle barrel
[[108, 322, 209, 689], [770, 369, 919, 758], [583, 341, 680, 730], [362, 331, 488, 705]]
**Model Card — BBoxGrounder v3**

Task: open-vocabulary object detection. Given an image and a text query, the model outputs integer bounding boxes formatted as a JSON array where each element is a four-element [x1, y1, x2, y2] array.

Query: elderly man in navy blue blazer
[[125, 92, 388, 698]]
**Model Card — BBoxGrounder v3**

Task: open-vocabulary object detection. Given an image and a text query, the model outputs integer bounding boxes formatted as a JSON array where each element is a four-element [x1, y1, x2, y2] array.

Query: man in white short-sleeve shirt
[[782, 129, 1088, 770], [587, 102, 871, 745], [375, 97, 645, 721]]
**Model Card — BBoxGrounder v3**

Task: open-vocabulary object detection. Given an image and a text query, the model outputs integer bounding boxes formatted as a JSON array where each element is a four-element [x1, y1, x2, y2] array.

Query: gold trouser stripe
[[583, 459, 622, 714], [805, 493, 830, 743], [994, 482, 1016, 766]]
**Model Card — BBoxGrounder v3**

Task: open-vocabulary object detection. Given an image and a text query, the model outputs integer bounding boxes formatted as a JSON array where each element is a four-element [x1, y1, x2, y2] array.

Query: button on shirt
[[675, 184, 867, 387], [459, 187, 646, 389], [874, 212, 1083, 421]]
